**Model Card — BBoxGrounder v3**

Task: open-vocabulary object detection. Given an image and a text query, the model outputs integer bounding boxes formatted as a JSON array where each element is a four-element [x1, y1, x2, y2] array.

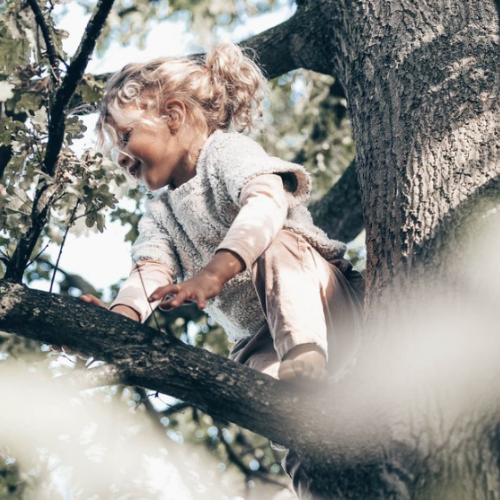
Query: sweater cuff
[[110, 260, 173, 323]]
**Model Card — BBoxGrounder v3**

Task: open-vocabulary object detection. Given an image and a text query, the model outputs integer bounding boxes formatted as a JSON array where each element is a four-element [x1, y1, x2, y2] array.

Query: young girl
[[81, 43, 364, 499]]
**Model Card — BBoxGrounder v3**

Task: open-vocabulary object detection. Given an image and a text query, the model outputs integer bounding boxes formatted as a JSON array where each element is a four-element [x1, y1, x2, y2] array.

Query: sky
[[32, 1, 295, 300]]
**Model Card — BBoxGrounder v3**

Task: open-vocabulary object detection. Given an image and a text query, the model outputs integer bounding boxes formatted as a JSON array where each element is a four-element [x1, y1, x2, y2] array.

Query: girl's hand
[[149, 270, 223, 311]]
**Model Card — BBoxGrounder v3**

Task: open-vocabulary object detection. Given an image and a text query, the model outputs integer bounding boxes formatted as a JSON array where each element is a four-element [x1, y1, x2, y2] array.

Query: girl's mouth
[[129, 162, 141, 178]]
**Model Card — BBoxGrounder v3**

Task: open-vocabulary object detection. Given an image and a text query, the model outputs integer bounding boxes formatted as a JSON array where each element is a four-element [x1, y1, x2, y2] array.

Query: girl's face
[[114, 106, 207, 191]]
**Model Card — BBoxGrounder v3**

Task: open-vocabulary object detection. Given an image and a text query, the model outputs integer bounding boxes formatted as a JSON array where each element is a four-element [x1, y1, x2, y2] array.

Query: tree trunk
[[329, 0, 500, 308], [292, 0, 500, 498]]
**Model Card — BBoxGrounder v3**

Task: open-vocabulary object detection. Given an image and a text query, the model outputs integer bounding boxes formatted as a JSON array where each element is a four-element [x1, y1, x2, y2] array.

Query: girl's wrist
[[110, 304, 141, 322], [204, 250, 245, 286]]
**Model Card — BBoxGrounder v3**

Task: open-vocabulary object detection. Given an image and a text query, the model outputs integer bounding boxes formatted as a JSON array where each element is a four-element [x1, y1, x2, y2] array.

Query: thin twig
[[43, 0, 116, 176], [37, 254, 99, 295], [26, 0, 60, 83], [26, 241, 50, 268], [9, 190, 32, 210], [135, 388, 189, 416], [219, 426, 291, 489], [50, 201, 80, 292], [72, 207, 102, 221]]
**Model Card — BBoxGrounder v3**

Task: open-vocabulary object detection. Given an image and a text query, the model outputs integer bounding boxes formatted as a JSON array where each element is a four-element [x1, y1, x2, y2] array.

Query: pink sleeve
[[216, 174, 288, 270], [109, 260, 173, 323]]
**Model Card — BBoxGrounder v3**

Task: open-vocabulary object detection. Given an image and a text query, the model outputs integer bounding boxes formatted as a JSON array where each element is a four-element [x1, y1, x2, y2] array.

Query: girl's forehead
[[108, 105, 159, 131], [108, 103, 154, 131]]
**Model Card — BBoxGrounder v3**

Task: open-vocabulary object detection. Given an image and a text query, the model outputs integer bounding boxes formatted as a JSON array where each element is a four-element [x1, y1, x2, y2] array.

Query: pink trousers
[[228, 230, 365, 499]]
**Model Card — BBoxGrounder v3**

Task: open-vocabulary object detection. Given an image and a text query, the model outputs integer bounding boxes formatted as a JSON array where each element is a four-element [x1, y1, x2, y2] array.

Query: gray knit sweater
[[131, 130, 346, 342]]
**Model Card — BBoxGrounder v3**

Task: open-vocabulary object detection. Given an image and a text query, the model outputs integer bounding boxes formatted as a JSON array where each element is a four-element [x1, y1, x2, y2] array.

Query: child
[[83, 43, 364, 499]]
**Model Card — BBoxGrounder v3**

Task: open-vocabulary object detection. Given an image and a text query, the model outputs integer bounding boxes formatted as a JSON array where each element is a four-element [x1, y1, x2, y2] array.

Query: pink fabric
[[216, 174, 288, 270], [229, 229, 364, 378], [110, 173, 288, 321], [109, 260, 173, 322]]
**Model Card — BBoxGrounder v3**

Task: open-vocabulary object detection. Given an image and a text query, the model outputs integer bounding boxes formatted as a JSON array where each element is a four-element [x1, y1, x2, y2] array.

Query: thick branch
[[44, 0, 116, 176], [0, 281, 341, 455], [26, 0, 60, 81], [5, 281, 480, 498], [309, 161, 364, 242], [239, 12, 304, 78]]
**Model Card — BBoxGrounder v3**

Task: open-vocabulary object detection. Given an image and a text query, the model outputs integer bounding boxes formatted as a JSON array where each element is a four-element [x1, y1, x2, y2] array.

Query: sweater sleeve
[[215, 174, 288, 270], [216, 133, 311, 208], [109, 260, 173, 323], [130, 194, 180, 275], [112, 194, 179, 323]]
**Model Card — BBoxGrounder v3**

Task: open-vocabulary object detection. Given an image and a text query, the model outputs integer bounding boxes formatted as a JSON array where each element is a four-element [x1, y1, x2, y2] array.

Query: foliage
[[260, 71, 354, 203]]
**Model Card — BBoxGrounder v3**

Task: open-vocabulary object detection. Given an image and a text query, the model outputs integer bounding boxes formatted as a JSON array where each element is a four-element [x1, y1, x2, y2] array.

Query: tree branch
[[44, 0, 116, 176], [309, 161, 365, 242], [0, 145, 12, 183], [36, 255, 100, 296], [239, 12, 303, 78], [240, 5, 341, 79], [219, 425, 291, 489], [0, 280, 346, 457], [4, 0, 116, 283], [26, 0, 60, 82]]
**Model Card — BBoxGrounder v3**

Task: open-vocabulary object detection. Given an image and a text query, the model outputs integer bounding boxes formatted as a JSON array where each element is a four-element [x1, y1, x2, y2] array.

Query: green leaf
[[85, 211, 97, 228], [0, 26, 30, 75], [96, 213, 106, 232], [0, 81, 14, 102], [77, 74, 105, 105], [0, 118, 25, 146], [31, 107, 48, 133], [14, 92, 44, 115]]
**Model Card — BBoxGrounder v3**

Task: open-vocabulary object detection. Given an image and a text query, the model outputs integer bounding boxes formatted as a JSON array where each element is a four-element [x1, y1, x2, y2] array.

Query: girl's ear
[[163, 100, 186, 134]]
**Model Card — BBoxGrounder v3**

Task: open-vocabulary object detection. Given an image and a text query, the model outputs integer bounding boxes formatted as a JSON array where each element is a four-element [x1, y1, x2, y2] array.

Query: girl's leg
[[251, 229, 364, 382], [229, 329, 318, 499], [228, 323, 280, 378], [229, 230, 364, 499]]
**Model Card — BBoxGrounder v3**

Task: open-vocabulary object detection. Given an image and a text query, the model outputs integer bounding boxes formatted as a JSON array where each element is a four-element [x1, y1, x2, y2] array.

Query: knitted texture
[[131, 131, 347, 342]]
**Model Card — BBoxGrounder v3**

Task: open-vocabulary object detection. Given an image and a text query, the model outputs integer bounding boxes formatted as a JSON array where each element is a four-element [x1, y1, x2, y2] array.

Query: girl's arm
[[109, 260, 174, 322], [150, 174, 288, 310], [215, 173, 288, 270]]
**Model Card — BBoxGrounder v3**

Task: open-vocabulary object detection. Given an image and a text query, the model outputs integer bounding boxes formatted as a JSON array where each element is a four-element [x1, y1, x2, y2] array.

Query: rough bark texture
[[0, 280, 391, 497], [309, 161, 364, 243], [324, 0, 500, 307]]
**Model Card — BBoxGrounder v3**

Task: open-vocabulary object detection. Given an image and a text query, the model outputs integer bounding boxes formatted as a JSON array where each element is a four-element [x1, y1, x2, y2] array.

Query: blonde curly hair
[[96, 43, 268, 155]]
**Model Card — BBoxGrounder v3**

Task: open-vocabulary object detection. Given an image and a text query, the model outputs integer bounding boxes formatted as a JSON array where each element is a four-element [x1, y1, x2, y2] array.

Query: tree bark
[[324, 0, 500, 308], [309, 161, 364, 243], [0, 279, 391, 498]]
